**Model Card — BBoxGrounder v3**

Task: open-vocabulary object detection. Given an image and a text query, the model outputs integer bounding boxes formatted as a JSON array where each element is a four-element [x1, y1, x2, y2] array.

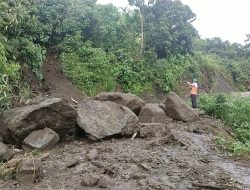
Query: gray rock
[[0, 98, 77, 144], [0, 142, 8, 161], [86, 149, 98, 160], [139, 123, 171, 138], [94, 92, 145, 115], [112, 182, 134, 190], [138, 103, 172, 124], [98, 175, 112, 188], [77, 100, 138, 140], [66, 159, 80, 168], [165, 92, 198, 122], [23, 128, 59, 151], [17, 158, 42, 184], [3, 148, 23, 161], [81, 173, 99, 187]]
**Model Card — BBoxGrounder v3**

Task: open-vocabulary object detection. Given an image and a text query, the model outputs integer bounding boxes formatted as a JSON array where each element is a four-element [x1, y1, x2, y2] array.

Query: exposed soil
[[1, 116, 250, 190], [212, 73, 237, 93], [42, 54, 87, 102]]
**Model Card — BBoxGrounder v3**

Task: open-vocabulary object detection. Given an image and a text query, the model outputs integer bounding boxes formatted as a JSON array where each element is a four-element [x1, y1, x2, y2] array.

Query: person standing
[[187, 79, 198, 108]]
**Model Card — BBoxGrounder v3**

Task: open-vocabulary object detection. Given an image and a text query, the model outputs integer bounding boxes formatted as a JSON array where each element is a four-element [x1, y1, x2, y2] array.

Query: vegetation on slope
[[0, 0, 249, 110], [199, 93, 250, 155]]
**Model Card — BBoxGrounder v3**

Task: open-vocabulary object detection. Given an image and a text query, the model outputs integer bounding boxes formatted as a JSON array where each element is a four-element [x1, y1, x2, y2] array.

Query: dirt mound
[[42, 54, 86, 102]]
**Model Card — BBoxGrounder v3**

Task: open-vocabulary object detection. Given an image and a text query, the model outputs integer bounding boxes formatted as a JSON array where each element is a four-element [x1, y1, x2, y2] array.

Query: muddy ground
[[1, 116, 250, 190]]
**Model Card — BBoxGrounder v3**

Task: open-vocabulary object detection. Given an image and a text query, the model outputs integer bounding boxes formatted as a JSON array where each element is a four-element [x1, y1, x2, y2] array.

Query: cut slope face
[[42, 54, 86, 101]]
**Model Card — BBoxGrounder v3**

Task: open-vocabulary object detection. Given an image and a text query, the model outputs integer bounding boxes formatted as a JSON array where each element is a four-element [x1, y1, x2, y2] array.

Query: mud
[[42, 54, 87, 102], [0, 117, 249, 190]]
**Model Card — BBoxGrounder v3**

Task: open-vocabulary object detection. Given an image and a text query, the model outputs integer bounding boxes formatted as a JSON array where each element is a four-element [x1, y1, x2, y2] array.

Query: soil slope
[[42, 54, 87, 102]]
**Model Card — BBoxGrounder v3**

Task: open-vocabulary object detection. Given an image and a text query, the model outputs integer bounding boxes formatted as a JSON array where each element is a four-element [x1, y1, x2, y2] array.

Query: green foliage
[[227, 141, 250, 155], [199, 93, 250, 154], [0, 42, 22, 109], [33, 0, 96, 47], [0, 0, 248, 110], [154, 55, 190, 92], [8, 38, 45, 80], [193, 38, 250, 87], [60, 36, 116, 96]]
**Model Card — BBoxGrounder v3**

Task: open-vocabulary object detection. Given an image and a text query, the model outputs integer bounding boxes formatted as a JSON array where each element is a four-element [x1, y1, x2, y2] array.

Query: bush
[[199, 93, 250, 154], [0, 42, 30, 109], [8, 38, 46, 80], [61, 41, 117, 96]]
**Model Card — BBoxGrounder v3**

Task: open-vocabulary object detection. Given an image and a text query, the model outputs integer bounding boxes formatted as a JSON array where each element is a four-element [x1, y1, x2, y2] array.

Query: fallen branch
[[71, 97, 78, 104], [131, 131, 138, 140]]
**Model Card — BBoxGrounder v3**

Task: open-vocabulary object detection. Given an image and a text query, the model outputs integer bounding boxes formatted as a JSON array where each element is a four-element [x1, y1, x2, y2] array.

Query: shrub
[[0, 42, 30, 109], [199, 93, 250, 154], [0, 43, 20, 109], [8, 38, 46, 80], [61, 41, 117, 96]]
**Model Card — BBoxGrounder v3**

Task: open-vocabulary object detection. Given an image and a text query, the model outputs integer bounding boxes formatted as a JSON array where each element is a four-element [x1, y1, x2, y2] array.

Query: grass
[[199, 93, 250, 155]]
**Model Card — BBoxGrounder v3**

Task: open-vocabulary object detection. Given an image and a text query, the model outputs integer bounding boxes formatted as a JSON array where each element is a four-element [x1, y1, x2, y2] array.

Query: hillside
[[0, 1, 250, 189], [1, 0, 250, 110]]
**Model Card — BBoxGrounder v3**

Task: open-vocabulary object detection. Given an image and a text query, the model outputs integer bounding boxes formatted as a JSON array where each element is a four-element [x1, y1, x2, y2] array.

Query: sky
[[97, 0, 250, 45]]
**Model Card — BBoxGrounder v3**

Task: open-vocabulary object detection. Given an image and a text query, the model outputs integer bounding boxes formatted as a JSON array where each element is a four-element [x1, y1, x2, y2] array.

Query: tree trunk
[[140, 12, 144, 57]]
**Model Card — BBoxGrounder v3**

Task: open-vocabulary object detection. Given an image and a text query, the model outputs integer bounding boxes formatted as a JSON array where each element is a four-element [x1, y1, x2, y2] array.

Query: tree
[[33, 0, 97, 47], [128, 0, 146, 57]]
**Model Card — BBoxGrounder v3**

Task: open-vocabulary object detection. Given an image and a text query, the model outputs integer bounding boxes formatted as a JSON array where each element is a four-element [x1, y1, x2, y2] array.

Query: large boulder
[[0, 98, 77, 144], [139, 123, 171, 138], [94, 92, 145, 115], [165, 92, 198, 122], [77, 100, 138, 140], [23, 128, 59, 151], [138, 103, 172, 124]]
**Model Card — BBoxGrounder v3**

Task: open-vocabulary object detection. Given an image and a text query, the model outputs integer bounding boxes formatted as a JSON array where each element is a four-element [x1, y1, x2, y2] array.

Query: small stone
[[138, 179, 147, 186], [132, 173, 147, 180], [23, 128, 59, 151], [0, 142, 8, 161], [114, 182, 133, 190], [7, 158, 22, 167], [86, 149, 98, 160], [193, 128, 203, 134], [81, 173, 99, 187], [97, 175, 112, 188], [138, 163, 151, 170], [17, 158, 42, 184], [41, 152, 50, 161], [4, 148, 23, 161], [66, 159, 79, 168]]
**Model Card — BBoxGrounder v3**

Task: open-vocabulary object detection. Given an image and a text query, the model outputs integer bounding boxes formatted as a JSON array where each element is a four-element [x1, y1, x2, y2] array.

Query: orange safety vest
[[191, 84, 198, 95]]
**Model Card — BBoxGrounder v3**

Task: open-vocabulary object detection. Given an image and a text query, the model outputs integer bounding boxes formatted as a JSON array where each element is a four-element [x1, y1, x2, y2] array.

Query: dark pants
[[191, 94, 197, 108]]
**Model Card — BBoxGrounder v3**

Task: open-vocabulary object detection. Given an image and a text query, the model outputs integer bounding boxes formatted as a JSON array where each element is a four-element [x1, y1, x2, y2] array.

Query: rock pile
[[0, 91, 198, 184]]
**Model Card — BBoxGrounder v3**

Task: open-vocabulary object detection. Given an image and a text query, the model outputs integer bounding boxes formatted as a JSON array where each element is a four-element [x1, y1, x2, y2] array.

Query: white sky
[[97, 0, 250, 44]]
